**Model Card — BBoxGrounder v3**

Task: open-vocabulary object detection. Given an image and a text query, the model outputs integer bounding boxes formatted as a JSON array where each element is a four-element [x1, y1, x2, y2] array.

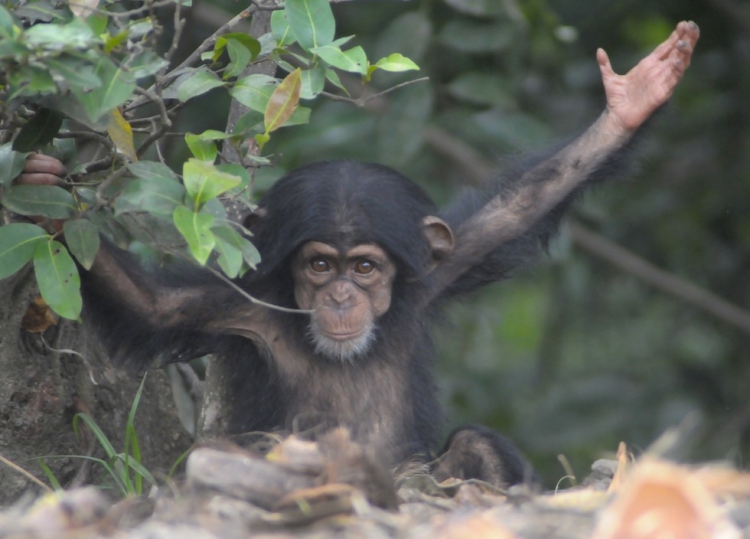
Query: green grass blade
[[73, 413, 117, 459], [115, 453, 156, 486], [36, 458, 62, 490], [168, 447, 192, 479]]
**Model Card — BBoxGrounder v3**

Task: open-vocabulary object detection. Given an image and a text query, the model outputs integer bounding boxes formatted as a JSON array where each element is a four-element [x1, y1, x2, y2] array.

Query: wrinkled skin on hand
[[598, 20, 700, 133]]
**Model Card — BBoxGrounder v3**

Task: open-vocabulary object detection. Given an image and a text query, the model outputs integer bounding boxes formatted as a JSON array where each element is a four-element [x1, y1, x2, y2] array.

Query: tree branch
[[422, 124, 750, 337]]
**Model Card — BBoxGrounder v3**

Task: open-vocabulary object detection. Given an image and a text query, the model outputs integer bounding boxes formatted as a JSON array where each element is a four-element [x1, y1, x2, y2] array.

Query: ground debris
[[3, 439, 750, 538]]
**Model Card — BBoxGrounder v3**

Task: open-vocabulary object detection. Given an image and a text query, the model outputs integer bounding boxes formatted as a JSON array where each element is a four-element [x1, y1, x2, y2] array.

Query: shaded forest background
[[4, 0, 746, 490], [166, 0, 750, 483]]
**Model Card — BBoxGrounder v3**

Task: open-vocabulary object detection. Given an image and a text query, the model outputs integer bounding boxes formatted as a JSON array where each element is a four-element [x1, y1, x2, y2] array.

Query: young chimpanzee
[[18, 22, 699, 487]]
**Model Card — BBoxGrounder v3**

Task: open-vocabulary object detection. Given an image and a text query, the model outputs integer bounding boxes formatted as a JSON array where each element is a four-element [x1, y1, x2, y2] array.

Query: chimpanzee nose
[[329, 280, 354, 305]]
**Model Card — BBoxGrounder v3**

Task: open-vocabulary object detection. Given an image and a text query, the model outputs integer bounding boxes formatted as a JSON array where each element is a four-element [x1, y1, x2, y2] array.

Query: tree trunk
[[198, 9, 275, 439], [0, 264, 191, 504]]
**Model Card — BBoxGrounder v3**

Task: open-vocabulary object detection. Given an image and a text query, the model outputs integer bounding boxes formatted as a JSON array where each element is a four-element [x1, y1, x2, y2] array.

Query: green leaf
[[177, 69, 225, 102], [285, 0, 335, 51], [271, 10, 296, 47], [286, 106, 311, 127], [126, 161, 179, 182], [437, 20, 514, 53], [215, 163, 251, 188], [230, 75, 278, 113], [373, 53, 420, 73], [33, 240, 81, 320], [128, 51, 169, 80], [254, 133, 270, 151], [0, 144, 29, 188], [63, 220, 100, 270], [71, 56, 136, 122], [222, 34, 261, 79], [0, 5, 16, 39], [195, 129, 235, 141], [173, 206, 215, 265], [85, 13, 109, 35], [0, 223, 48, 280], [233, 110, 265, 136], [264, 68, 301, 134], [224, 38, 251, 80], [311, 45, 367, 75], [114, 177, 185, 217], [443, 0, 506, 17], [46, 57, 101, 93], [182, 159, 242, 208], [238, 237, 260, 269], [2, 185, 77, 219], [13, 108, 63, 152], [23, 18, 98, 50], [185, 133, 217, 162], [7, 66, 57, 98], [446, 72, 514, 107], [128, 18, 154, 40], [211, 225, 243, 277], [213, 225, 260, 275], [324, 69, 348, 95], [300, 63, 325, 99]]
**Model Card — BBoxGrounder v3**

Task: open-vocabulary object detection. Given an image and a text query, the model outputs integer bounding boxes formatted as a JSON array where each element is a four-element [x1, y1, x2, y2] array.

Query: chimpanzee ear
[[422, 216, 454, 269]]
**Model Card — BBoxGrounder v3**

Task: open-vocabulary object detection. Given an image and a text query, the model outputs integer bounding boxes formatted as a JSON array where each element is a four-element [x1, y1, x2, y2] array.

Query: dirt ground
[[2, 429, 750, 539]]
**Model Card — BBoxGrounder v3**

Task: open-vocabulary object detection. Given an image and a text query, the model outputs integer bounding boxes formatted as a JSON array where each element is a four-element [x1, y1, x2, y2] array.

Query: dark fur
[[80, 137, 643, 482]]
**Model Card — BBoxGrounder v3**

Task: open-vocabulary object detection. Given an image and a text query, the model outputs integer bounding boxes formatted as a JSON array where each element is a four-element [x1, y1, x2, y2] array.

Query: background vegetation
[[2, 0, 748, 489], [254, 0, 749, 483]]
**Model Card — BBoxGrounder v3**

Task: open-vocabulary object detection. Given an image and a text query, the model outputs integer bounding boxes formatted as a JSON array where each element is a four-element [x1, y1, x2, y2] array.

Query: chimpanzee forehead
[[255, 159, 437, 278]]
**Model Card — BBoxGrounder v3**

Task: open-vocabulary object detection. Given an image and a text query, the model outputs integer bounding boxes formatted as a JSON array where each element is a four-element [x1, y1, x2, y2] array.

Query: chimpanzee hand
[[15, 153, 68, 230], [17, 153, 67, 187], [598, 20, 700, 133]]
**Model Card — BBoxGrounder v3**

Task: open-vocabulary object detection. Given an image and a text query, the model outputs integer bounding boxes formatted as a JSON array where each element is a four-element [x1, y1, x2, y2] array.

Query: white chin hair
[[309, 326, 375, 362]]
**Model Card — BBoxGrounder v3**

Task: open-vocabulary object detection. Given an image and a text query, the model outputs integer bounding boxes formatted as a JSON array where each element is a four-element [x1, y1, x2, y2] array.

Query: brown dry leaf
[[21, 296, 58, 333], [428, 511, 518, 539], [543, 488, 608, 511], [69, 0, 99, 19], [693, 465, 750, 498], [608, 441, 632, 493], [274, 483, 356, 511], [594, 458, 740, 539]]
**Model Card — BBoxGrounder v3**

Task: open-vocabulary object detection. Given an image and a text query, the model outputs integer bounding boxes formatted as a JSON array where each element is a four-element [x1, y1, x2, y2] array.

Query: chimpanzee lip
[[321, 329, 366, 341]]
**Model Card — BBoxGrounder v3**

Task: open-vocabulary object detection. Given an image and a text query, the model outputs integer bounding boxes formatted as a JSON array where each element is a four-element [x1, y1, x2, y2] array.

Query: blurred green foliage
[[172, 0, 749, 484]]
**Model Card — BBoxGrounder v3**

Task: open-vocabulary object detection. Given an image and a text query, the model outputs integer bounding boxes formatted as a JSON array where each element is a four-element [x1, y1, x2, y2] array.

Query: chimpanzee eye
[[310, 258, 330, 273], [355, 260, 375, 274]]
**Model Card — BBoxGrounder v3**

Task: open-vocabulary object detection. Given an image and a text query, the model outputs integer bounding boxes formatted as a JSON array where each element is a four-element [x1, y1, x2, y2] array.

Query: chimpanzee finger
[[17, 154, 67, 186], [24, 153, 66, 174]]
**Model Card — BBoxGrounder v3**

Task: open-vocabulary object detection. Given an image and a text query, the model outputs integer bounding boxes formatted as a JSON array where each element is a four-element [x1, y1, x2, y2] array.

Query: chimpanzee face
[[292, 241, 396, 361]]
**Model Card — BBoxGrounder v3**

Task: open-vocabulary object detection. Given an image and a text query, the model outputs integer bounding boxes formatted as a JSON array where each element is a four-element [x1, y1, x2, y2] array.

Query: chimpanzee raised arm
[[432, 20, 699, 300], [15, 21, 699, 487]]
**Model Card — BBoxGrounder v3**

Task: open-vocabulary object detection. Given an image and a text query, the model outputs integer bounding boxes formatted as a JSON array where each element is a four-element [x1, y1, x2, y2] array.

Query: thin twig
[[201, 264, 313, 315], [567, 221, 750, 338], [0, 453, 53, 492], [68, 0, 177, 18], [423, 123, 750, 337], [361, 77, 430, 105], [320, 77, 431, 107]]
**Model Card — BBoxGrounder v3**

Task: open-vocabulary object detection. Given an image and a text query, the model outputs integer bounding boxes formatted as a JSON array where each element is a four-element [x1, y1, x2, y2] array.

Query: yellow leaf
[[107, 109, 137, 162], [264, 68, 301, 134]]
